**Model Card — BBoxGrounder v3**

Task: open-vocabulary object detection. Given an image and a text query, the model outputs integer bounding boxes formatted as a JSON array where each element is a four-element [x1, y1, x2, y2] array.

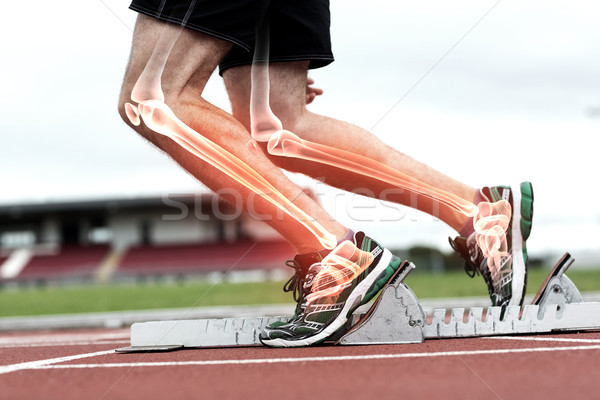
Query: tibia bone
[[267, 130, 479, 218], [135, 100, 337, 249]]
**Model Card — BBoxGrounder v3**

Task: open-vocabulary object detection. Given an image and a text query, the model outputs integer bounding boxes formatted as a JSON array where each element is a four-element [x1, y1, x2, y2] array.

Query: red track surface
[[1, 328, 600, 399]]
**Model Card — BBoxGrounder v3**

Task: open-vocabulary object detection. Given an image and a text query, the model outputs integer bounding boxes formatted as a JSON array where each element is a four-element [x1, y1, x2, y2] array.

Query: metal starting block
[[116, 252, 600, 353]]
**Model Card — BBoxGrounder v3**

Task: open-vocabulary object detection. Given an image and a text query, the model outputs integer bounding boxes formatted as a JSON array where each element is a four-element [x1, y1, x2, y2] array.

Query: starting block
[[116, 253, 600, 352]]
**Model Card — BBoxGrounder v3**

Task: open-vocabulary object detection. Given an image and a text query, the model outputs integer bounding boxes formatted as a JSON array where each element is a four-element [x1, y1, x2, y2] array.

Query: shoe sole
[[508, 181, 534, 307], [260, 248, 395, 348]]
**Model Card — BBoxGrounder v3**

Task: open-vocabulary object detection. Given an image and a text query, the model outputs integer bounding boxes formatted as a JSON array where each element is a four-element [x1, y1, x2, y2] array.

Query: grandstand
[[0, 194, 295, 285]]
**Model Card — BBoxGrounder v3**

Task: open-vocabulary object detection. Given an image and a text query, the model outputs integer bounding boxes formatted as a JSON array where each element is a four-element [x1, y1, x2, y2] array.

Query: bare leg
[[118, 16, 347, 253], [223, 62, 477, 231]]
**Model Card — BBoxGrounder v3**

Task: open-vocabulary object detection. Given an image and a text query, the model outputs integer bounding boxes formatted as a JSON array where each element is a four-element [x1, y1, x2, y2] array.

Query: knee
[[269, 101, 305, 133], [256, 141, 304, 173], [117, 72, 168, 130], [116, 84, 168, 151], [117, 72, 137, 127], [117, 92, 130, 125]]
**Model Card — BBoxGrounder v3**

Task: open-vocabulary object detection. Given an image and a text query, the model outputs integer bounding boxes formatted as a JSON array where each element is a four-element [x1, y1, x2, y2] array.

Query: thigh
[[130, 0, 269, 52], [222, 61, 309, 130], [121, 14, 231, 103]]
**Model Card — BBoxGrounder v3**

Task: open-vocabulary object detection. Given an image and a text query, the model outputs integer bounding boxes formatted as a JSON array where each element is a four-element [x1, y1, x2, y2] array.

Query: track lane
[[1, 329, 600, 399]]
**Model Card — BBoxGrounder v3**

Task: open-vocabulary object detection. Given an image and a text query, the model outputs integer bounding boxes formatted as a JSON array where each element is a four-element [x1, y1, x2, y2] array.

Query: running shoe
[[260, 231, 402, 347], [449, 182, 534, 307]]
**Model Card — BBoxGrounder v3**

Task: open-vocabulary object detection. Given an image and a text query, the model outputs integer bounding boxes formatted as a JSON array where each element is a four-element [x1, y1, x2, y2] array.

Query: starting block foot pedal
[[532, 252, 583, 317]]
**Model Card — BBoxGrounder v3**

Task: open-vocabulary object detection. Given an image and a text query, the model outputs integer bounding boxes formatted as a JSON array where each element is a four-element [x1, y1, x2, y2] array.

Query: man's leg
[[223, 61, 476, 232], [118, 15, 348, 253], [224, 61, 534, 308], [119, 17, 409, 348]]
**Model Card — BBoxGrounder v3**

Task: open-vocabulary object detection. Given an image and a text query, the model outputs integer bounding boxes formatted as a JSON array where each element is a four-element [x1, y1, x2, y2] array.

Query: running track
[[1, 328, 599, 399]]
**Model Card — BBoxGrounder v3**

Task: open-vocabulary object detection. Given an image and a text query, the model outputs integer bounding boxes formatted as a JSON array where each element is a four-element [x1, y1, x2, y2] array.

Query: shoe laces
[[283, 260, 305, 302], [450, 235, 500, 300], [449, 235, 481, 278], [282, 260, 320, 317]]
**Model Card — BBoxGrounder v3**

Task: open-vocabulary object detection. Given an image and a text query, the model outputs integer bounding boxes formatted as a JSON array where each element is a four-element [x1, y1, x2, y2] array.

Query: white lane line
[[0, 350, 114, 375], [0, 340, 130, 348], [0, 332, 129, 345], [485, 336, 600, 344], [31, 344, 600, 370]]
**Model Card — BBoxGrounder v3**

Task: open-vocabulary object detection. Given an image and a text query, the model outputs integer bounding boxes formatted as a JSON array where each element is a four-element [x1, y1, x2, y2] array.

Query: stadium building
[[0, 194, 295, 285]]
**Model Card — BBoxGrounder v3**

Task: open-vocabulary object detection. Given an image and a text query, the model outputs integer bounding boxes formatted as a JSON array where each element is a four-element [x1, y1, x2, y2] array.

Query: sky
[[1, 0, 599, 256]]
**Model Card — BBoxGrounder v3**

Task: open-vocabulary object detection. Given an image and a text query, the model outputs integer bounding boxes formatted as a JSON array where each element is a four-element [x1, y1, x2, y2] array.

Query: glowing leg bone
[[267, 130, 512, 268], [246, 60, 282, 155], [131, 21, 183, 103], [308, 240, 375, 304], [268, 130, 478, 217], [125, 103, 141, 126], [128, 100, 337, 249], [250, 62, 282, 141], [473, 200, 512, 277], [249, 20, 283, 143], [245, 29, 476, 219]]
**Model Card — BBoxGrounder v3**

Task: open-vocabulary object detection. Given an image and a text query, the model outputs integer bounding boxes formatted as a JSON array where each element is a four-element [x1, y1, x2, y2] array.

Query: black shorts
[[129, 0, 334, 75]]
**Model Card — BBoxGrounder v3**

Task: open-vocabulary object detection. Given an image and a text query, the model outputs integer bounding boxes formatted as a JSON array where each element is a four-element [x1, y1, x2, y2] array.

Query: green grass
[[0, 280, 292, 317], [405, 268, 600, 299], [2, 268, 600, 317]]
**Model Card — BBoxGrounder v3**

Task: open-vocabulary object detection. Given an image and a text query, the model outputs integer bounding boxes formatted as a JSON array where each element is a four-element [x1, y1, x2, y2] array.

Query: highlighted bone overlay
[[127, 100, 337, 250], [267, 130, 512, 268], [307, 240, 375, 305], [125, 103, 140, 126], [473, 200, 512, 279], [249, 16, 283, 143], [250, 63, 282, 142], [267, 130, 478, 217]]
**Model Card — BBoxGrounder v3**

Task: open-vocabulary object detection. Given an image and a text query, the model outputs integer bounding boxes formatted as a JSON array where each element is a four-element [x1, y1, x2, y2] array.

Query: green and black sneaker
[[260, 231, 402, 347], [450, 182, 534, 307]]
